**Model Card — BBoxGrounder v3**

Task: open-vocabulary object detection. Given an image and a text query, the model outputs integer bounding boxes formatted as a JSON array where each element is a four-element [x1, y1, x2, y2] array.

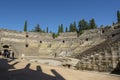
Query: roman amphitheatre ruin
[[0, 23, 120, 80]]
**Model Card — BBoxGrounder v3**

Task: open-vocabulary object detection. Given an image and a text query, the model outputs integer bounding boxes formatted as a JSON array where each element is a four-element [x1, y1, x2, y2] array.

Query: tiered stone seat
[[51, 43, 60, 50], [70, 42, 80, 50], [59, 43, 69, 48], [73, 38, 106, 56], [39, 43, 50, 49]]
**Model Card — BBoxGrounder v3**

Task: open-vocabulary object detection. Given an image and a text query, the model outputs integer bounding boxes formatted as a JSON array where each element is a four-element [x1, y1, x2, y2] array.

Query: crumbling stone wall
[[76, 24, 120, 73]]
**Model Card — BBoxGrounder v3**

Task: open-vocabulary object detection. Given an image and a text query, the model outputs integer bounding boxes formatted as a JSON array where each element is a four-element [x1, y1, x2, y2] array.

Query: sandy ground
[[0, 58, 120, 80]]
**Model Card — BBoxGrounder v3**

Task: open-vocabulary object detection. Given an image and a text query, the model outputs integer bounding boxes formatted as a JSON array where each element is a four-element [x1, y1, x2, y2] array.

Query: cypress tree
[[60, 24, 64, 33], [65, 27, 68, 32], [24, 20, 27, 32], [73, 21, 77, 32], [58, 26, 60, 33], [58, 24, 64, 33], [117, 10, 120, 23]]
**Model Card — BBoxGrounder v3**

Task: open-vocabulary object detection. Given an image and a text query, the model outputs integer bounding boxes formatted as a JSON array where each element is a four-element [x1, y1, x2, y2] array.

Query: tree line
[[24, 10, 120, 38], [24, 18, 97, 33]]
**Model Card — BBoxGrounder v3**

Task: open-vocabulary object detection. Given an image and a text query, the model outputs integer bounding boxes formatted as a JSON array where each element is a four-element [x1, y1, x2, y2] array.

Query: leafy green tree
[[89, 18, 97, 29], [77, 19, 89, 36], [78, 19, 89, 31], [24, 20, 27, 32], [70, 24, 75, 32], [52, 33, 58, 39], [30, 24, 42, 32], [117, 10, 120, 23], [35, 24, 42, 32], [69, 22, 77, 32]]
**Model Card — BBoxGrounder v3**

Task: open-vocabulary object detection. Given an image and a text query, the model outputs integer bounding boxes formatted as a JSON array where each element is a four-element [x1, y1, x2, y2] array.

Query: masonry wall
[[0, 24, 120, 73]]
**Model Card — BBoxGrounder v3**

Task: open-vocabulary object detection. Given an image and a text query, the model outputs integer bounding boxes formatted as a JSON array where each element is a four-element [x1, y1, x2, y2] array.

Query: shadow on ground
[[0, 58, 65, 80]]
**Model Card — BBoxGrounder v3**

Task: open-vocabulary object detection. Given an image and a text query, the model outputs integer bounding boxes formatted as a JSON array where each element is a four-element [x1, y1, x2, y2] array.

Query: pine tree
[[78, 19, 88, 31], [58, 24, 64, 34], [117, 10, 120, 23], [69, 23, 73, 32], [34, 24, 42, 32], [73, 21, 77, 32], [24, 20, 27, 32], [65, 27, 68, 32], [69, 22, 77, 32], [89, 18, 97, 29]]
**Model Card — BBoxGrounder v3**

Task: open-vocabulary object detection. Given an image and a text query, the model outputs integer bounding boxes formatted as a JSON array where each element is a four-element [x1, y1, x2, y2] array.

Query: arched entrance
[[0, 44, 15, 59], [3, 45, 9, 48]]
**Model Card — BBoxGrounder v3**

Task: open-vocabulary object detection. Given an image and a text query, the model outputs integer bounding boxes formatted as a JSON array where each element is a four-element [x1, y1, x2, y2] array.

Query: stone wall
[[75, 24, 120, 73], [0, 29, 53, 58], [0, 24, 120, 74]]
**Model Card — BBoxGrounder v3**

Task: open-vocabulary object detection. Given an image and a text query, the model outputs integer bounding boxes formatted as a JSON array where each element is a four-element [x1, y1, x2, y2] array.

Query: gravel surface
[[0, 59, 120, 80]]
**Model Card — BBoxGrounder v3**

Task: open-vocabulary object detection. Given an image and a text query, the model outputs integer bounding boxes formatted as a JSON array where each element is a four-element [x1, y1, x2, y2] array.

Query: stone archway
[[3, 45, 9, 48], [0, 43, 17, 58]]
